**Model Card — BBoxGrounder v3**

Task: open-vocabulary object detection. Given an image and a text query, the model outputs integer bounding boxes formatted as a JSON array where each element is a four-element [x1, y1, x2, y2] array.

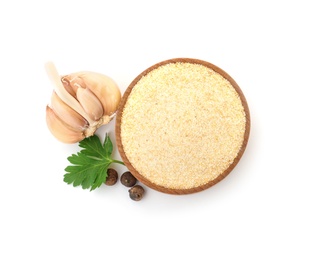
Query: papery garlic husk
[[45, 62, 121, 143]]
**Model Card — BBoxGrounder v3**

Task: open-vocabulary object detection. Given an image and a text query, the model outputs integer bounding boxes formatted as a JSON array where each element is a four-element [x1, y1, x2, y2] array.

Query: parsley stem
[[112, 159, 125, 166]]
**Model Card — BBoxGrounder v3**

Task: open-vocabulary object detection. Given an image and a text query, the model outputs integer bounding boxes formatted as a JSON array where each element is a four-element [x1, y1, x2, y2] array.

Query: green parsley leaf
[[63, 133, 124, 191]]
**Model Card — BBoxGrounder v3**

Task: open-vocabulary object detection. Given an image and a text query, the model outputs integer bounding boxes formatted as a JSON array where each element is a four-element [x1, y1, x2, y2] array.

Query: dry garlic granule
[[121, 62, 246, 190]]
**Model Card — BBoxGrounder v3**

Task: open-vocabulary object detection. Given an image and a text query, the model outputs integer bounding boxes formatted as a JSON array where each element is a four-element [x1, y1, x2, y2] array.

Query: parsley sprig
[[63, 133, 124, 191]]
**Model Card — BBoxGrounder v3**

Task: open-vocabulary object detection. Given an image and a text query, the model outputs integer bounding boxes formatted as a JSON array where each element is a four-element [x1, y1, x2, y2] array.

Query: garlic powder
[[120, 62, 247, 190]]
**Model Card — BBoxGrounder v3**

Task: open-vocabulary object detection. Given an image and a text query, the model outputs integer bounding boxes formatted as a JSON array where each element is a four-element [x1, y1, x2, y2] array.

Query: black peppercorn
[[129, 185, 145, 201], [120, 171, 137, 187], [105, 168, 118, 186]]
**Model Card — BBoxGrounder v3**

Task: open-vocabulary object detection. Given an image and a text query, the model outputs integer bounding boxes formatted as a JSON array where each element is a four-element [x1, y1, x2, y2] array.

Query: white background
[[1, 0, 320, 259]]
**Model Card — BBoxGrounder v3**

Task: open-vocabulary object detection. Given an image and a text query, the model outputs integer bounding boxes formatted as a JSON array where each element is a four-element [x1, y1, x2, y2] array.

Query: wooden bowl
[[115, 58, 250, 195]]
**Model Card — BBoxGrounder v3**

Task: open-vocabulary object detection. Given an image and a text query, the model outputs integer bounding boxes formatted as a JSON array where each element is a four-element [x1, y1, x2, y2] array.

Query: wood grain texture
[[115, 58, 251, 195]]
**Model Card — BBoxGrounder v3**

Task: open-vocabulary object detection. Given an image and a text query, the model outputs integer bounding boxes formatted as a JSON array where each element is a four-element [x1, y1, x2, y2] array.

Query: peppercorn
[[105, 168, 118, 186], [120, 171, 137, 187], [129, 185, 145, 201]]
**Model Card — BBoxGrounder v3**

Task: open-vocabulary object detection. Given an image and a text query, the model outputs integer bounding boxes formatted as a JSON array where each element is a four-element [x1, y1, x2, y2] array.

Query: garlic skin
[[45, 62, 121, 143]]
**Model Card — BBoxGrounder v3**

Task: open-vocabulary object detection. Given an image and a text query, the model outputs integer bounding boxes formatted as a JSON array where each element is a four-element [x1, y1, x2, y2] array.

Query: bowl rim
[[115, 58, 251, 195]]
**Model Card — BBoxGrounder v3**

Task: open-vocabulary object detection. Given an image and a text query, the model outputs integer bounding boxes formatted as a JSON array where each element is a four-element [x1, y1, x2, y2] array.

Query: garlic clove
[[86, 72, 121, 117], [64, 72, 121, 117], [61, 75, 85, 99], [50, 91, 88, 131], [76, 87, 104, 122], [45, 62, 94, 125], [46, 106, 84, 143], [61, 77, 78, 99]]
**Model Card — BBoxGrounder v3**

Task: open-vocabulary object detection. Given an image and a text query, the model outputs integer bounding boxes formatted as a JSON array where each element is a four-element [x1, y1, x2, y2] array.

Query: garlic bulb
[[45, 62, 121, 143]]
